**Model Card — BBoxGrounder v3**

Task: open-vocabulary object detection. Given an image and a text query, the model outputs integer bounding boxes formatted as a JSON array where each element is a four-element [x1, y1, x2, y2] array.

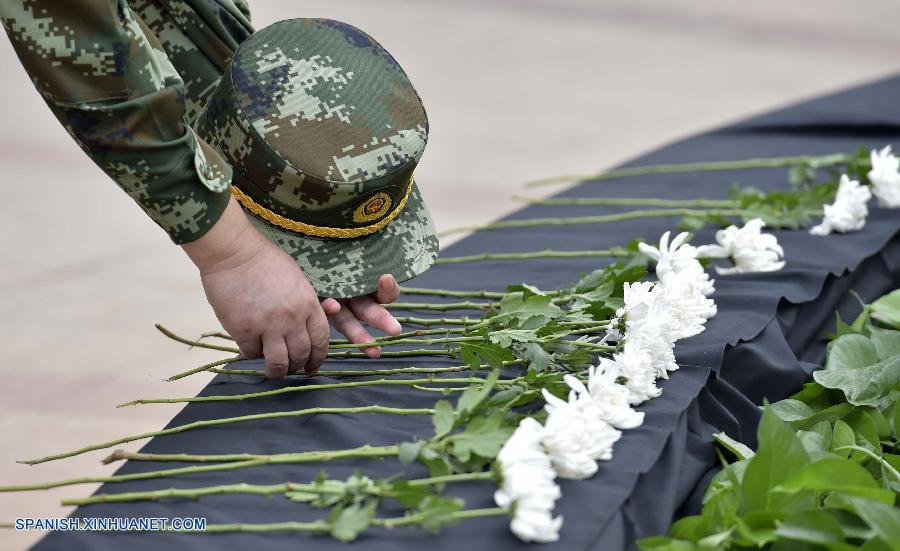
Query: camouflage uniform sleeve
[[0, 0, 233, 244]]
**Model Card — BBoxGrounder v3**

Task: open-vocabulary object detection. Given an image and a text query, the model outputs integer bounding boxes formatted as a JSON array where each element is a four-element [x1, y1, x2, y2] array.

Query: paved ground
[[2, 0, 900, 548]]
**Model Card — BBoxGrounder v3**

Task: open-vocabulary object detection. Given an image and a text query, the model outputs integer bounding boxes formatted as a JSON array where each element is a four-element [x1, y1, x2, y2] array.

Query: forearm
[[181, 195, 267, 274], [1, 0, 232, 244]]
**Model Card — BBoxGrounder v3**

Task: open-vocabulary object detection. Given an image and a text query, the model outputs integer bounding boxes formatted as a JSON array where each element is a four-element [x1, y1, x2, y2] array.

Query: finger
[[329, 304, 381, 359], [285, 330, 311, 375], [233, 334, 262, 360], [320, 298, 341, 316], [262, 335, 290, 380], [373, 274, 400, 304], [305, 313, 331, 374], [349, 295, 402, 336]]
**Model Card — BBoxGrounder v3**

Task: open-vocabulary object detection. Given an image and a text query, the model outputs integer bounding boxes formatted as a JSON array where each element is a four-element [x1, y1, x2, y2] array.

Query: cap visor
[[246, 183, 439, 298]]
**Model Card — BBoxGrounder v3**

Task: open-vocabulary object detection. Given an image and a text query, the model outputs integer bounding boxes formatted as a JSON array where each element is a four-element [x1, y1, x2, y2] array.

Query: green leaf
[[844, 409, 882, 450], [834, 496, 900, 551], [448, 413, 514, 462], [713, 432, 755, 460], [892, 398, 900, 439], [741, 408, 810, 512], [458, 342, 514, 371], [637, 536, 698, 550], [703, 459, 748, 506], [574, 269, 610, 294], [506, 283, 546, 297], [398, 441, 424, 464], [488, 329, 537, 347], [775, 456, 893, 504], [831, 419, 856, 458], [515, 342, 555, 372], [813, 334, 900, 408], [868, 408, 891, 439], [871, 289, 900, 330], [419, 452, 452, 478], [774, 509, 844, 545], [734, 511, 780, 547], [860, 537, 896, 551], [455, 369, 499, 415], [416, 496, 465, 533], [432, 400, 455, 436], [799, 402, 853, 429], [770, 399, 817, 423], [796, 429, 831, 458], [389, 480, 432, 509], [870, 327, 900, 360], [328, 500, 376, 542], [496, 293, 563, 326], [677, 214, 707, 232]]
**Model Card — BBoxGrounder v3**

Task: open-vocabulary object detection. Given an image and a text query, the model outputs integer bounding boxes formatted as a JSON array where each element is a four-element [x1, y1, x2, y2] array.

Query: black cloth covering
[[35, 76, 900, 550]]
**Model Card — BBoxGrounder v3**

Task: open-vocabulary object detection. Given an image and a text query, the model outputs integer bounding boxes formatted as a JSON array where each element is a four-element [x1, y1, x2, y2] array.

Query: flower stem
[[374, 507, 507, 530], [439, 208, 747, 237], [327, 349, 453, 359], [399, 287, 507, 299], [117, 377, 510, 407], [211, 360, 519, 379], [167, 356, 243, 381], [329, 335, 483, 350], [156, 324, 240, 353], [435, 249, 627, 264], [21, 406, 432, 465], [200, 331, 234, 341], [386, 301, 492, 311], [833, 446, 900, 482], [186, 520, 329, 534], [166, 349, 454, 381], [62, 471, 495, 506], [393, 316, 480, 326], [211, 365, 473, 378], [513, 195, 736, 208], [0, 446, 399, 492], [522, 153, 854, 188]]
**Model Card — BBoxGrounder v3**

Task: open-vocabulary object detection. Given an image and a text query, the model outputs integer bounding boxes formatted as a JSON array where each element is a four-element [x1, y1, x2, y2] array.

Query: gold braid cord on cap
[[231, 175, 413, 239]]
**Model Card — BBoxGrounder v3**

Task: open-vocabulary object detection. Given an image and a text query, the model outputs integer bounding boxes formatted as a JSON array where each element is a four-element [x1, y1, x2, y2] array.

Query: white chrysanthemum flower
[[600, 348, 661, 405], [810, 174, 872, 236], [615, 280, 657, 325], [696, 218, 785, 275], [626, 292, 679, 377], [638, 231, 701, 277], [494, 418, 563, 543], [867, 145, 900, 207], [658, 269, 717, 339], [541, 389, 622, 479], [567, 369, 645, 429]]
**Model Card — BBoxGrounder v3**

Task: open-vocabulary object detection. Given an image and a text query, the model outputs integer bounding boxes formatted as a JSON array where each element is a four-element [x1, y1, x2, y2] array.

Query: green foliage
[[639, 288, 900, 551], [813, 331, 900, 409], [872, 290, 900, 330], [445, 413, 514, 463], [329, 499, 376, 542]]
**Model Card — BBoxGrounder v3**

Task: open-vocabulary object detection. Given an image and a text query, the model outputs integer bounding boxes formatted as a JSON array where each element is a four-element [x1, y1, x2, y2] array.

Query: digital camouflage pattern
[[194, 19, 429, 228], [2, 5, 438, 297], [250, 186, 438, 298], [195, 18, 438, 297], [0, 0, 252, 243]]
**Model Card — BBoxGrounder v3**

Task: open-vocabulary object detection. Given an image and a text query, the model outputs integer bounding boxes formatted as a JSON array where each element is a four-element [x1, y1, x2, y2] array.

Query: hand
[[328, 274, 404, 358], [182, 196, 333, 379]]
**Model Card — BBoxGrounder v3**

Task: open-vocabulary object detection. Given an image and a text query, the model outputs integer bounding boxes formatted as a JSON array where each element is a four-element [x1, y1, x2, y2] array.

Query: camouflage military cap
[[195, 18, 438, 298]]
